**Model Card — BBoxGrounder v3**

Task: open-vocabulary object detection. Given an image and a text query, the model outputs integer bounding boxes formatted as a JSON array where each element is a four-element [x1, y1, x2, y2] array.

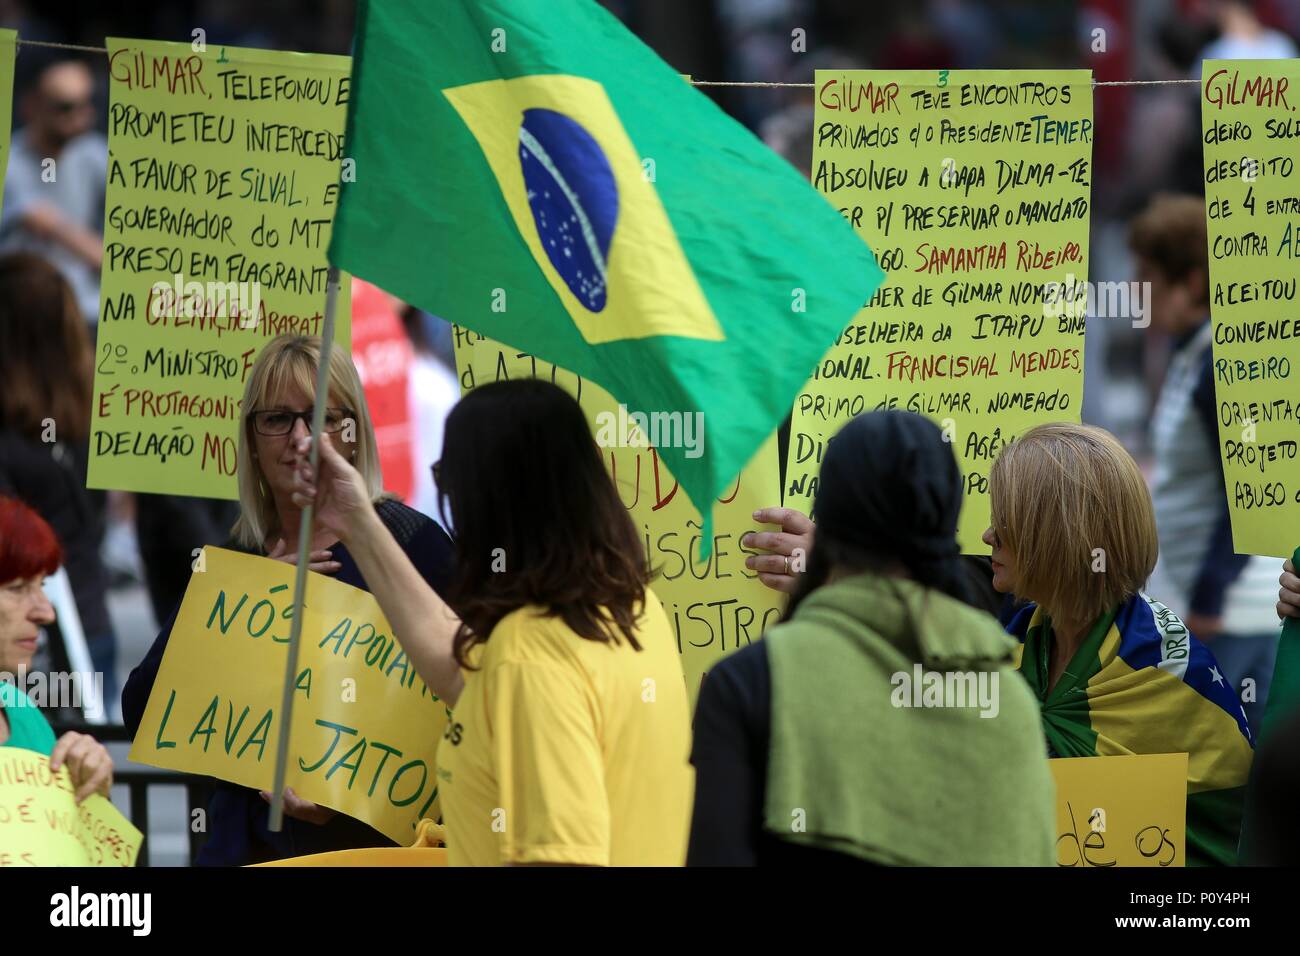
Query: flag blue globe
[[519, 107, 619, 312]]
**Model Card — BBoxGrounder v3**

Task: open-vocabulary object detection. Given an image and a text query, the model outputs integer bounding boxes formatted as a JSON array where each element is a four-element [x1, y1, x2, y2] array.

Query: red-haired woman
[[0, 495, 113, 801]]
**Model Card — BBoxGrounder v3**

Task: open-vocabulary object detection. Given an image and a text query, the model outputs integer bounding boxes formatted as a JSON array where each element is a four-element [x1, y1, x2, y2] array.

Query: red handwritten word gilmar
[[108, 48, 208, 95], [819, 78, 901, 115], [1203, 68, 1291, 110]]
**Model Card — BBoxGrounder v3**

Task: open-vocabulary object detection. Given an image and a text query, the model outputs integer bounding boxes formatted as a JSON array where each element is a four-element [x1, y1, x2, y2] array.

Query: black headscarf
[[809, 409, 975, 606]]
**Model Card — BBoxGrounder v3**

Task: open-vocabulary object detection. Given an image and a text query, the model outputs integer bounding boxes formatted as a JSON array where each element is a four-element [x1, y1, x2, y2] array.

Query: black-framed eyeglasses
[[250, 407, 354, 437]]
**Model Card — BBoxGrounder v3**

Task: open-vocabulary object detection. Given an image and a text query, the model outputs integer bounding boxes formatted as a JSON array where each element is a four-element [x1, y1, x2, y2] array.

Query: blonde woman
[[122, 334, 454, 866], [983, 424, 1252, 866], [747, 422, 1253, 866]]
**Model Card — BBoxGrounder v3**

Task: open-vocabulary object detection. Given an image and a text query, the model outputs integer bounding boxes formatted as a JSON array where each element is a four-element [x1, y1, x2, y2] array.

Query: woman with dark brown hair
[[0, 252, 116, 703], [291, 378, 694, 866]]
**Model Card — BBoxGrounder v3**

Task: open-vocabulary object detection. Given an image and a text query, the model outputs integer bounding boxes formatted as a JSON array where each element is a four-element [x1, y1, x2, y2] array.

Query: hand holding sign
[[743, 507, 815, 593], [49, 731, 114, 804], [259, 786, 336, 825], [267, 538, 341, 575], [1277, 558, 1300, 619]]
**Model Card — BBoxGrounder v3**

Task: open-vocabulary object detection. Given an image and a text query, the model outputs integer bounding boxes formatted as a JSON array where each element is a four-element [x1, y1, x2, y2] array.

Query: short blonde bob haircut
[[989, 422, 1158, 628], [232, 334, 385, 550]]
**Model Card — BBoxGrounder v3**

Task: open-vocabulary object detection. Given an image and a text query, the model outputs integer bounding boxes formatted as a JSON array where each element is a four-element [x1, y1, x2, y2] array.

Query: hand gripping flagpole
[[268, 265, 342, 832]]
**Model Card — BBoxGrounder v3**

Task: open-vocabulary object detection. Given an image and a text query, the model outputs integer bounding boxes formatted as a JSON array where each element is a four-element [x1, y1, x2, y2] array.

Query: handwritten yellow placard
[[0, 747, 142, 867], [1050, 753, 1188, 867], [88, 39, 353, 498], [1200, 60, 1300, 558], [0, 30, 16, 212], [453, 327, 784, 707], [128, 547, 447, 845], [788, 70, 1092, 550]]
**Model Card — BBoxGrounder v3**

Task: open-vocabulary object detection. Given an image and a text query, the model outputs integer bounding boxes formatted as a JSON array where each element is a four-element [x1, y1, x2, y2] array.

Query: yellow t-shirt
[[436, 587, 693, 866]]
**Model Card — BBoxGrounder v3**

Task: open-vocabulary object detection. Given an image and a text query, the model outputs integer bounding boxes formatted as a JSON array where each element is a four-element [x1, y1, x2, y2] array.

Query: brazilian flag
[[1008, 593, 1254, 866], [329, 0, 882, 533]]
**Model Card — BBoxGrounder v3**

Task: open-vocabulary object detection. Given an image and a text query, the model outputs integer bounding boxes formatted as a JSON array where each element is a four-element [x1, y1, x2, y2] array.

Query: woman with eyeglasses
[[122, 334, 455, 866]]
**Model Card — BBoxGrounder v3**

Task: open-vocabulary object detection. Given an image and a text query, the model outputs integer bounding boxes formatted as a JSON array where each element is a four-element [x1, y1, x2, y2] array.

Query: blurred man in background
[[0, 56, 105, 327], [1197, 0, 1297, 61], [1133, 193, 1279, 734]]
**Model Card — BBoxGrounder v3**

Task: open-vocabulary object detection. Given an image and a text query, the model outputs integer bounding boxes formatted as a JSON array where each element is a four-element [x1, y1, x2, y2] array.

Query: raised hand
[[742, 507, 815, 594]]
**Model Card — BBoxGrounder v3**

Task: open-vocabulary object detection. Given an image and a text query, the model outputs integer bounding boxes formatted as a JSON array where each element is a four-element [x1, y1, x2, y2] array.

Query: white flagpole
[[268, 265, 342, 832]]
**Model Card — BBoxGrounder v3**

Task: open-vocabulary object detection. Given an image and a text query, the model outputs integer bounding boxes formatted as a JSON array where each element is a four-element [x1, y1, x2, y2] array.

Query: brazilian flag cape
[[1007, 593, 1254, 866]]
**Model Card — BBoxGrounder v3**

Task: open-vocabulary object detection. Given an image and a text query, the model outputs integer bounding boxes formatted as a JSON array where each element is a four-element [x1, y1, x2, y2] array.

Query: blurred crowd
[[0, 0, 1296, 731]]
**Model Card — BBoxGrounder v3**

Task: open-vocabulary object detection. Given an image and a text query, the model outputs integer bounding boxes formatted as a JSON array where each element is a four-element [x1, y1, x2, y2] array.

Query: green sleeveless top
[[0, 681, 57, 755]]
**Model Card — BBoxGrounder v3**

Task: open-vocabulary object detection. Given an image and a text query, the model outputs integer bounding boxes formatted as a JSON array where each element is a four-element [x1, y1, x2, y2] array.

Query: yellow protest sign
[[128, 547, 447, 845], [1050, 753, 1188, 867], [1201, 60, 1300, 557], [0, 30, 15, 211], [453, 327, 784, 706], [788, 70, 1092, 549], [0, 747, 142, 867], [88, 39, 353, 498]]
